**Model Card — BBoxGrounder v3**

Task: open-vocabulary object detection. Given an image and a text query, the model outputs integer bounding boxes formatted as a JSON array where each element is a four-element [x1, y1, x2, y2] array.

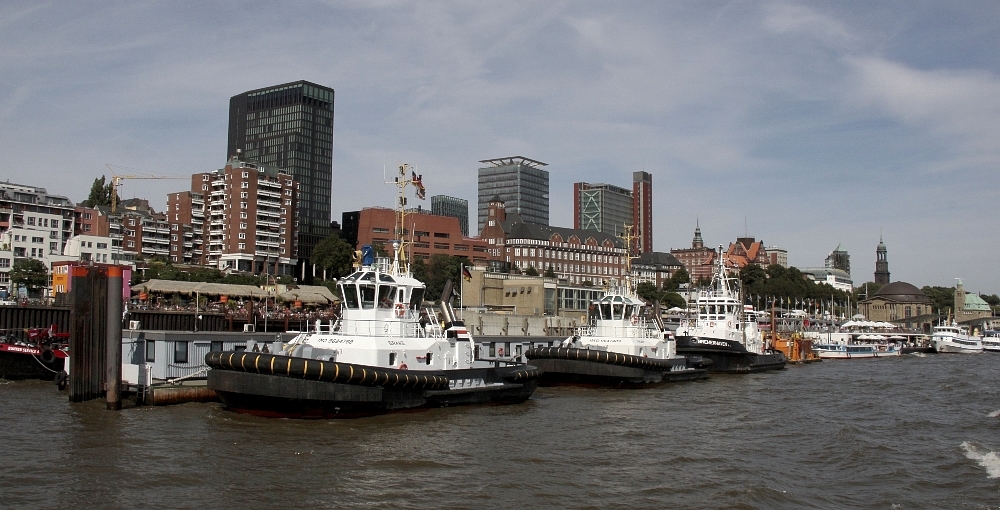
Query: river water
[[3, 353, 999, 509]]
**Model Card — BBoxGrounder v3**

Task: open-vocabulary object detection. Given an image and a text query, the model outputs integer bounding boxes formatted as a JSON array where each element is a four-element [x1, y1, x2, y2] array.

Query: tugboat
[[0, 325, 69, 387], [206, 165, 540, 418], [675, 247, 786, 373], [525, 226, 709, 388]]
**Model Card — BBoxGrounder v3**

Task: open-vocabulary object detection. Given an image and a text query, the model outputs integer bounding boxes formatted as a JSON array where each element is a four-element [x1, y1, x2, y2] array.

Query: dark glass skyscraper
[[431, 195, 470, 236], [228, 80, 334, 260]]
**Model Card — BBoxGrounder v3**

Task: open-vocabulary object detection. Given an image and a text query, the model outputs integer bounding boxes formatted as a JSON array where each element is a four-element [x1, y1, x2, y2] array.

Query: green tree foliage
[[852, 281, 884, 302], [922, 286, 955, 315], [524, 265, 539, 276], [661, 292, 687, 309], [737, 263, 851, 306], [544, 266, 556, 278], [10, 258, 48, 290], [636, 282, 660, 303], [311, 234, 355, 281], [981, 294, 1000, 308], [82, 176, 116, 208], [419, 254, 469, 302]]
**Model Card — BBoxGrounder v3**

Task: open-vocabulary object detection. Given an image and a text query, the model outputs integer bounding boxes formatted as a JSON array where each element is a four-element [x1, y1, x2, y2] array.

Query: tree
[[922, 286, 955, 315], [82, 176, 116, 208], [544, 266, 556, 278], [10, 258, 48, 295], [524, 265, 539, 277], [423, 254, 469, 302], [311, 234, 355, 280], [636, 282, 660, 303], [661, 291, 687, 309]]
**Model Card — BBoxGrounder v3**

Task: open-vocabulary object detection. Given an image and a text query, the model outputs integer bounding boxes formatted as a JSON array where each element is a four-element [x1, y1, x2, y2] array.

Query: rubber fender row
[[524, 347, 678, 371], [502, 368, 542, 382], [206, 351, 450, 391]]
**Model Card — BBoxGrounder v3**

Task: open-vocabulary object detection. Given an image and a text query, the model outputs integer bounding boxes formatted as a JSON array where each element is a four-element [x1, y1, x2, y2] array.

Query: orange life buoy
[[399, 363, 408, 370], [394, 303, 406, 318], [710, 322, 716, 327], [630, 316, 639, 325], [498, 347, 505, 357]]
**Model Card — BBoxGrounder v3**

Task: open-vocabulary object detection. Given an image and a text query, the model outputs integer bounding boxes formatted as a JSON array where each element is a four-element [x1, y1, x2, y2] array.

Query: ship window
[[378, 274, 395, 283], [426, 352, 433, 365], [211, 341, 223, 352], [377, 285, 395, 309], [409, 288, 425, 309], [623, 306, 633, 319], [360, 285, 377, 309], [489, 343, 496, 357], [145, 340, 155, 362], [600, 303, 612, 320], [612, 303, 624, 320], [174, 341, 189, 363], [389, 352, 396, 366], [341, 284, 360, 309]]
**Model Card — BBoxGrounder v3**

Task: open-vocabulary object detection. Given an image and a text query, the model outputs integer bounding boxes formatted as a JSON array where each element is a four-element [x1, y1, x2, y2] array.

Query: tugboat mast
[[386, 163, 426, 276]]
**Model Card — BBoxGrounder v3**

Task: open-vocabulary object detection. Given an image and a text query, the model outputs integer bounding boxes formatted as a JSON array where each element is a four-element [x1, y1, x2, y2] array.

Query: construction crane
[[105, 164, 187, 214]]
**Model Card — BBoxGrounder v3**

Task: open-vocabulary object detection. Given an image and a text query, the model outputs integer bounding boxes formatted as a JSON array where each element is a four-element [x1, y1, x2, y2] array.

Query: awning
[[134, 279, 269, 298]]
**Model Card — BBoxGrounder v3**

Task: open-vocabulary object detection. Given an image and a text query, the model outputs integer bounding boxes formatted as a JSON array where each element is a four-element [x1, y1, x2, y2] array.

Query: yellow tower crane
[[105, 164, 187, 214]]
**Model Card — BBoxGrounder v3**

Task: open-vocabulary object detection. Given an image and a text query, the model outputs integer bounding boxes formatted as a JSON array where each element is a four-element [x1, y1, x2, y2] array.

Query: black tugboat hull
[[525, 347, 708, 388], [675, 336, 787, 373], [206, 351, 539, 419]]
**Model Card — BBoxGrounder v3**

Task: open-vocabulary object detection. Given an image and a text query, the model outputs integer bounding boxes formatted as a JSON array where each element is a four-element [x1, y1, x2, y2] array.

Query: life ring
[[630, 316, 639, 325], [398, 363, 408, 370], [40, 349, 55, 364], [710, 322, 716, 328], [498, 347, 505, 357], [394, 303, 406, 318]]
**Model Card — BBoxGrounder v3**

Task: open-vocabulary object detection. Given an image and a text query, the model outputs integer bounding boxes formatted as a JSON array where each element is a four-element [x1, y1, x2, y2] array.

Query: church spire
[[692, 218, 704, 249]]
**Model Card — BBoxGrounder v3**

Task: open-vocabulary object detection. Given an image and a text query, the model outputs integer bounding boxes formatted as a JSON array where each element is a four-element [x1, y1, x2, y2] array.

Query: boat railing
[[577, 324, 660, 339]]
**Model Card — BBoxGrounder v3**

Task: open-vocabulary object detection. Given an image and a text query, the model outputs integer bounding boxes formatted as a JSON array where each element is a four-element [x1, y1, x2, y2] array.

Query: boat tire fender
[[40, 349, 55, 364]]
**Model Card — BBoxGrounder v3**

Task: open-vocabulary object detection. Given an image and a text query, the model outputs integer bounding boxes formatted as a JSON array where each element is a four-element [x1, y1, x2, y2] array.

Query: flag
[[412, 171, 426, 199], [462, 266, 472, 282]]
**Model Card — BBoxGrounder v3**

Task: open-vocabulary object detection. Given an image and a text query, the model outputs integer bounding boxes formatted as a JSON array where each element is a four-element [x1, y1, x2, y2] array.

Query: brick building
[[670, 222, 716, 283], [167, 156, 298, 276], [350, 207, 493, 265], [480, 197, 627, 286]]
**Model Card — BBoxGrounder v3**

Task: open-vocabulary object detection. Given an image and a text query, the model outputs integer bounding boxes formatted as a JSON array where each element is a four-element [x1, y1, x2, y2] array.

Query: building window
[[146, 341, 155, 362], [241, 182, 249, 189], [240, 223, 247, 229], [83, 224, 92, 232], [241, 202, 247, 209], [174, 342, 189, 363], [284, 199, 291, 205], [241, 192, 248, 199], [238, 233, 246, 239], [0, 258, 9, 268], [238, 243, 245, 250], [240, 212, 247, 219], [242, 171, 249, 178]]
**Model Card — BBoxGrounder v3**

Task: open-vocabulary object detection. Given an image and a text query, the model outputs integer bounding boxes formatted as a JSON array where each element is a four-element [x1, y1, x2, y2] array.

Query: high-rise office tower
[[431, 195, 470, 236], [572, 171, 653, 254], [227, 80, 334, 261], [573, 182, 633, 235], [477, 157, 548, 234], [633, 171, 652, 254]]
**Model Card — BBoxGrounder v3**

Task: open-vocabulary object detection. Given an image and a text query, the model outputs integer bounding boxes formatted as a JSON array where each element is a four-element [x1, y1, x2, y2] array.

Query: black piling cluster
[[206, 351, 450, 391]]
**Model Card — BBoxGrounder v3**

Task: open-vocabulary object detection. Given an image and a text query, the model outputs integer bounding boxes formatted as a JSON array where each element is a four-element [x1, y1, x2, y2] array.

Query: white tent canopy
[[134, 279, 268, 298]]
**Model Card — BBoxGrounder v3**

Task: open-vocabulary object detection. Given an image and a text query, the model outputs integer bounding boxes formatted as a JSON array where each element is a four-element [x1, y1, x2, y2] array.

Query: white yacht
[[982, 331, 1000, 352], [931, 323, 983, 354]]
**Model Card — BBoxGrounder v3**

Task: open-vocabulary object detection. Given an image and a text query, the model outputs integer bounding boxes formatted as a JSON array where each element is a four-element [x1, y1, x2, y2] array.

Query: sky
[[2, 1, 999, 293]]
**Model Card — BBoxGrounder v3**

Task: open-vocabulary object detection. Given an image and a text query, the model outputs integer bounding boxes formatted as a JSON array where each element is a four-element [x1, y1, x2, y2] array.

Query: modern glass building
[[431, 195, 469, 236], [227, 80, 335, 261], [573, 182, 633, 236], [477, 157, 548, 235]]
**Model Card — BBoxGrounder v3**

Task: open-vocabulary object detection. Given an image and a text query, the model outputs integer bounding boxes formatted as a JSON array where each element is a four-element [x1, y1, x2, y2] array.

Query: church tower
[[692, 220, 704, 249], [874, 236, 890, 284]]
